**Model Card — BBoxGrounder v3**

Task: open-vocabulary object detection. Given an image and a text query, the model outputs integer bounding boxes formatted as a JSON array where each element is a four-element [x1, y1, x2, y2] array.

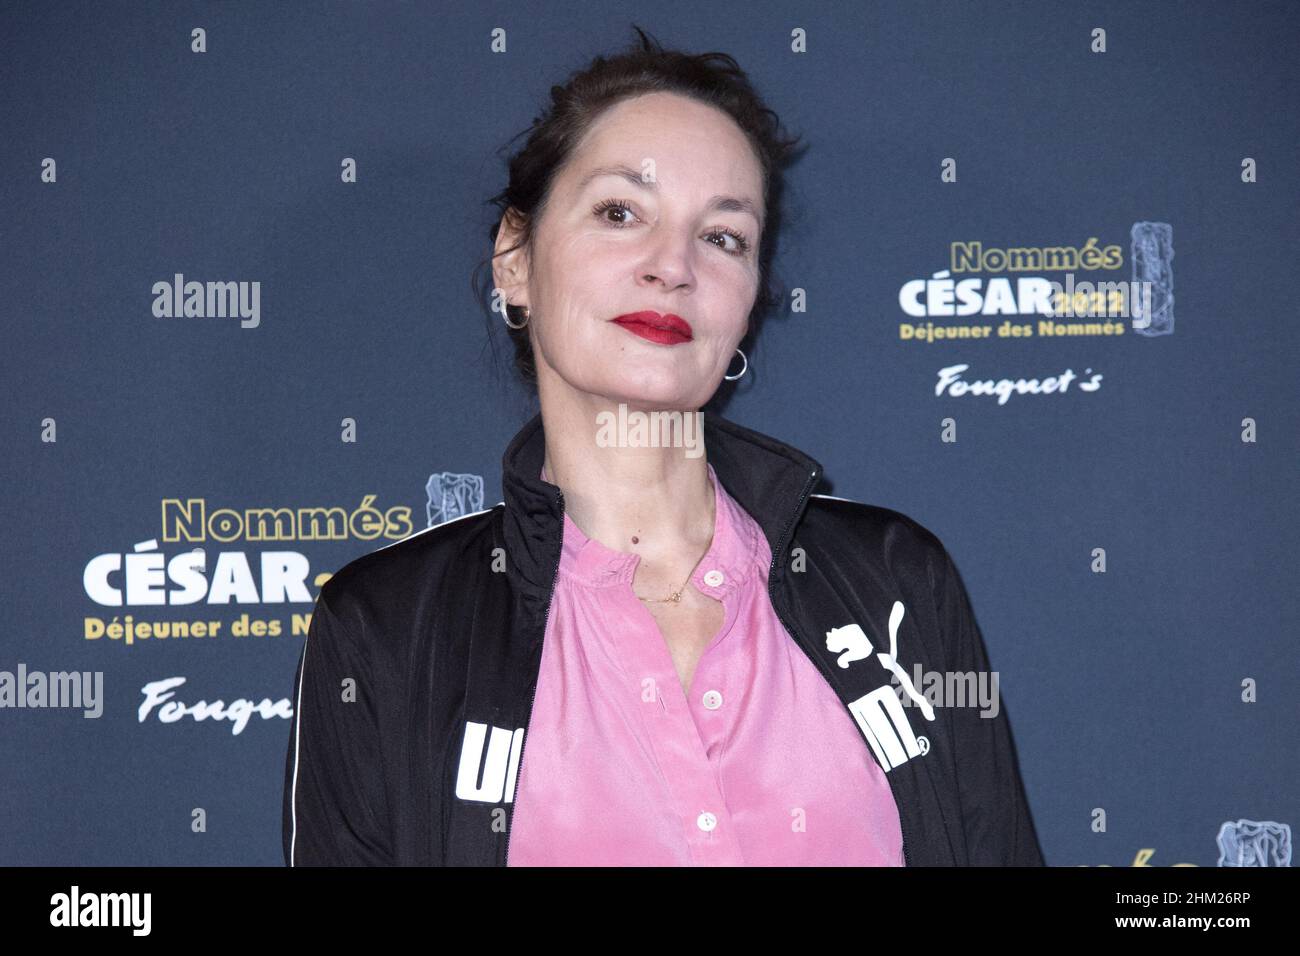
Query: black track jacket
[[282, 411, 1045, 866]]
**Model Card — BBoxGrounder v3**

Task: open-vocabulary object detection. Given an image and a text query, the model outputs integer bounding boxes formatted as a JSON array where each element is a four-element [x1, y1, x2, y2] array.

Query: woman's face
[[499, 91, 765, 411]]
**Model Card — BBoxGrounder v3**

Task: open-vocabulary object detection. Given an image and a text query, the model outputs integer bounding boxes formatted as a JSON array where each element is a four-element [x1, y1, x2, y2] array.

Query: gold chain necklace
[[636, 557, 705, 604]]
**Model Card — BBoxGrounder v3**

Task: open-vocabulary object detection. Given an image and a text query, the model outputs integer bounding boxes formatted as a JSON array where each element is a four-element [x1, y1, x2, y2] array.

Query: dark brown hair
[[472, 25, 805, 394]]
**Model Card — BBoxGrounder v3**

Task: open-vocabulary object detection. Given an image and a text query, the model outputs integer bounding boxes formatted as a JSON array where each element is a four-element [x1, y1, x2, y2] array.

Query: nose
[[635, 229, 695, 293]]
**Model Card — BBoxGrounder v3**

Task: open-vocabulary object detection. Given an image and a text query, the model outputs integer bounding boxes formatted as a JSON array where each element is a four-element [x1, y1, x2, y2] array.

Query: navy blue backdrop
[[2, 0, 1296, 866]]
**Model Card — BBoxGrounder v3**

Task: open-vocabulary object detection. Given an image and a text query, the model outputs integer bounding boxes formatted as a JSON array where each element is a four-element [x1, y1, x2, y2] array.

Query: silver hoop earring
[[724, 347, 748, 381], [504, 304, 530, 330]]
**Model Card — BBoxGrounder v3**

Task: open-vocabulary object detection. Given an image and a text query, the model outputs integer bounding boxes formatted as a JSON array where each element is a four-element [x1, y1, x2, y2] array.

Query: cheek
[[540, 231, 617, 297], [700, 262, 760, 323]]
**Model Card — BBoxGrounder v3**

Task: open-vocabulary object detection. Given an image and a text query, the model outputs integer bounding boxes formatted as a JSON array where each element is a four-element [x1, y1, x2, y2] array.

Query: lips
[[610, 311, 693, 345]]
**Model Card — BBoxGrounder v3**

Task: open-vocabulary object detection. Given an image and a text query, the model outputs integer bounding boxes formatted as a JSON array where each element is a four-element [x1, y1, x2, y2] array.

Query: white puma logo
[[454, 721, 525, 803], [827, 601, 937, 772], [825, 601, 932, 719], [826, 622, 872, 667]]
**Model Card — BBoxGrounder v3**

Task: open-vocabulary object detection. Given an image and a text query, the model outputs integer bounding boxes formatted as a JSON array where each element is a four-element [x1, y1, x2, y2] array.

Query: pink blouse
[[506, 461, 905, 866]]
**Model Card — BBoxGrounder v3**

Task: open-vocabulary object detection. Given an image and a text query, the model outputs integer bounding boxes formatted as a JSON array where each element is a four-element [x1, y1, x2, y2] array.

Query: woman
[[283, 27, 1044, 867]]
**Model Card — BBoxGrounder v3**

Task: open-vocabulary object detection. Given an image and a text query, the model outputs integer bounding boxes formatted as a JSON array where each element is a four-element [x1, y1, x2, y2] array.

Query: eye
[[592, 198, 752, 258], [707, 227, 752, 257], [592, 198, 638, 226]]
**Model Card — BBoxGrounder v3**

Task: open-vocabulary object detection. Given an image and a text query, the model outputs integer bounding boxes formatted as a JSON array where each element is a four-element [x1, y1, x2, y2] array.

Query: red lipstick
[[610, 311, 693, 345]]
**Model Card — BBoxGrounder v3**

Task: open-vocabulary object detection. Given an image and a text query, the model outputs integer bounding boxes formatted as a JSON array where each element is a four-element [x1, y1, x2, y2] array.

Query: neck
[[537, 392, 714, 567]]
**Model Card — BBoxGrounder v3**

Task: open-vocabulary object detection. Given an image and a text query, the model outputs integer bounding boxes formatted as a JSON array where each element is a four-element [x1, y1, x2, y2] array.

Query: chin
[[607, 391, 683, 410]]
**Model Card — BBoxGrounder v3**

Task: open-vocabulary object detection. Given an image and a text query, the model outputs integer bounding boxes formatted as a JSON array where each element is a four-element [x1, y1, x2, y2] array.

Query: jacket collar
[[500, 410, 823, 608]]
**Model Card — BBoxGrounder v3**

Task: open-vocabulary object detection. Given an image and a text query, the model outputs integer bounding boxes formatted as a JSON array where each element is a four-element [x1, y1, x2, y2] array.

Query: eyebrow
[[578, 163, 760, 221]]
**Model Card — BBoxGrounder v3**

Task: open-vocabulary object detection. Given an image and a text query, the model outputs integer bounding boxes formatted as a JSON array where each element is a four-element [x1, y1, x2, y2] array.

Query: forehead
[[564, 92, 763, 201]]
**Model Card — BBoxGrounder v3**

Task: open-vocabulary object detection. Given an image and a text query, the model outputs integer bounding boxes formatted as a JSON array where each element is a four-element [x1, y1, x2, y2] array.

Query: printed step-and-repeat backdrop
[[2, 0, 1295, 867]]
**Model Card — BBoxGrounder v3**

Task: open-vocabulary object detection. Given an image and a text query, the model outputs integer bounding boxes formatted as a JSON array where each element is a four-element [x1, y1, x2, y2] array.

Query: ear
[[492, 207, 531, 311]]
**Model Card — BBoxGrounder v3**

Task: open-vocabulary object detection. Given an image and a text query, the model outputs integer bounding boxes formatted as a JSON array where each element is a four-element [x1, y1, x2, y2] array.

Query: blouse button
[[703, 569, 724, 587], [702, 690, 723, 710], [696, 811, 718, 832]]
